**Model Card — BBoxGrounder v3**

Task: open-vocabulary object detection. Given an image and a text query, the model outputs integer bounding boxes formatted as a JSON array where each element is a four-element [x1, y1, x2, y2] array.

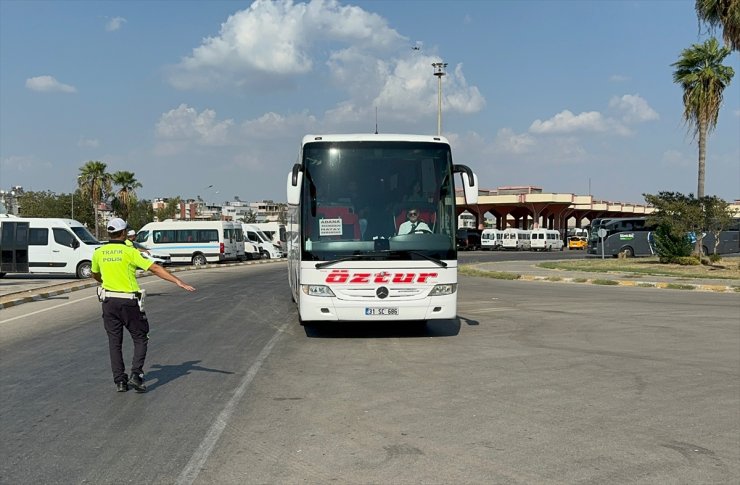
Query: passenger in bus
[[397, 208, 431, 235]]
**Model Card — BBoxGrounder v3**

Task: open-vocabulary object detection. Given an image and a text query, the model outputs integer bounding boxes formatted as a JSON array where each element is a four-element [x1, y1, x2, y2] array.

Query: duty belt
[[106, 291, 139, 300]]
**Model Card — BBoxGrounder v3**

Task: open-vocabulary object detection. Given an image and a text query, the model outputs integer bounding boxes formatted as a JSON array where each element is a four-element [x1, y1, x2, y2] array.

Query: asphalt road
[[1, 263, 738, 484]]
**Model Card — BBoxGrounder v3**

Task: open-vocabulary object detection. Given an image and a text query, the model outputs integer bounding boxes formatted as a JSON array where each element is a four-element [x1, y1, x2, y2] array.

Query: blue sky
[[1, 0, 738, 205]]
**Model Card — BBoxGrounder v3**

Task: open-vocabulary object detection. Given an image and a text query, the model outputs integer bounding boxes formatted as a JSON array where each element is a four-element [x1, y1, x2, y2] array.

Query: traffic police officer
[[91, 218, 196, 393]]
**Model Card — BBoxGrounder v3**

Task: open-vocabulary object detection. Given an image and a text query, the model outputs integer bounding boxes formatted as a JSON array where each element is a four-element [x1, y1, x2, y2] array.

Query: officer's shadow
[[144, 360, 234, 392]]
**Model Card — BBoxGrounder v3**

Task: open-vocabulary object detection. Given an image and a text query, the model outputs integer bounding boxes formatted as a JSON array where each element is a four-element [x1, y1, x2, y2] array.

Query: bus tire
[[0, 272, 6, 278], [192, 253, 207, 266], [702, 246, 709, 256], [76, 261, 92, 279], [261, 250, 270, 259], [620, 247, 634, 258]]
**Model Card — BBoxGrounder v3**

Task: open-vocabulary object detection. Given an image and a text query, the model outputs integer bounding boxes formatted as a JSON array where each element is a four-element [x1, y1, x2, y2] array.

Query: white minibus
[[0, 216, 100, 278], [136, 220, 239, 265], [481, 228, 503, 250], [530, 228, 564, 251], [242, 224, 283, 259], [501, 228, 531, 250]]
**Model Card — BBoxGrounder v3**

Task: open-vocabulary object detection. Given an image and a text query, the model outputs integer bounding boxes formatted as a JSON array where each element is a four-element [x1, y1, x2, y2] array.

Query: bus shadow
[[303, 318, 461, 338]]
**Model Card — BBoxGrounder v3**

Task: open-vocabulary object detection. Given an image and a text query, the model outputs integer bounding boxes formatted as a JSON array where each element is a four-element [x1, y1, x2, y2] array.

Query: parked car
[[568, 236, 587, 250], [456, 228, 481, 250]]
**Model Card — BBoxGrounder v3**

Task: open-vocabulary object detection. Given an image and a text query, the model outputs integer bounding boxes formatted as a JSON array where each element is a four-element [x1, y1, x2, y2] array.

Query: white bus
[[0, 216, 100, 278], [135, 220, 240, 265], [481, 228, 503, 250], [529, 228, 563, 251], [501, 228, 531, 250], [286, 133, 478, 324]]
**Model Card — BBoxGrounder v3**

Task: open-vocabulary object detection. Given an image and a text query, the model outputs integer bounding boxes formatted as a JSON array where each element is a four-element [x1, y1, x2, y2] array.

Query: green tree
[[111, 170, 142, 221], [78, 161, 112, 238], [17, 191, 64, 218], [127, 199, 155, 231], [239, 209, 257, 223], [645, 192, 704, 260], [672, 38, 734, 201], [672, 38, 734, 252], [696, 0, 740, 51], [702, 196, 734, 254], [155, 197, 181, 221]]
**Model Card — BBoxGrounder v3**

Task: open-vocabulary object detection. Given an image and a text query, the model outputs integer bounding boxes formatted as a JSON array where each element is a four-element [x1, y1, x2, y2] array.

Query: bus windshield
[[300, 141, 457, 261]]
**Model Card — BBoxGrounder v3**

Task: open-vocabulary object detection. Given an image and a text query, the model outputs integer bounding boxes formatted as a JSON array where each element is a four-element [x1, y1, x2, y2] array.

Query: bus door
[[0, 221, 30, 273]]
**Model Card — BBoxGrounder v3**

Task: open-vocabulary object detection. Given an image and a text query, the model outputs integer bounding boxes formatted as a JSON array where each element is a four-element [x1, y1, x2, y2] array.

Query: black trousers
[[102, 297, 150, 384]]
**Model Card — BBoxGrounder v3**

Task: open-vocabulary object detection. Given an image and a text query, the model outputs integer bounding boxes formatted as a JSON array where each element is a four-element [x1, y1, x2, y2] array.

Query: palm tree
[[695, 0, 740, 51], [78, 161, 112, 238], [111, 170, 142, 221], [671, 38, 734, 200]]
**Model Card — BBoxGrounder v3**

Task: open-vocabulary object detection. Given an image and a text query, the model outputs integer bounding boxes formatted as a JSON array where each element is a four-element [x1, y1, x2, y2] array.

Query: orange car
[[568, 236, 587, 250]]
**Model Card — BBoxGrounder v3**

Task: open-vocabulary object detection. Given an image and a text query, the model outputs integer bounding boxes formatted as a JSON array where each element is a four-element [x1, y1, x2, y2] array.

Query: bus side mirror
[[454, 164, 479, 204], [72, 239, 80, 249], [286, 163, 303, 206]]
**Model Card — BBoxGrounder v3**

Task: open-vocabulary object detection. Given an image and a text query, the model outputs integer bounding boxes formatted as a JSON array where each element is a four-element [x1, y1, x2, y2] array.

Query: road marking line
[[176, 322, 289, 485]]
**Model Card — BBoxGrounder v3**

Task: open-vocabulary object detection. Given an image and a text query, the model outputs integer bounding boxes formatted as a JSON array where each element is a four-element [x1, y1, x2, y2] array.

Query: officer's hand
[[178, 281, 196, 292]]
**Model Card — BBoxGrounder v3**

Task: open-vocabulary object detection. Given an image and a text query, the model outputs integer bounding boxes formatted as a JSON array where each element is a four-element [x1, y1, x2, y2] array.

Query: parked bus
[[530, 228, 563, 251], [135, 220, 240, 265], [0, 216, 100, 278], [587, 217, 740, 257], [242, 223, 283, 259], [481, 228, 503, 250], [501, 228, 531, 250], [286, 133, 478, 324]]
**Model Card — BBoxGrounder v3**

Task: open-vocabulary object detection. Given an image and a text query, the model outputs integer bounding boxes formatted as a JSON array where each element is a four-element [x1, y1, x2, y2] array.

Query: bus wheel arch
[[620, 246, 635, 258], [76, 260, 92, 279], [191, 253, 207, 266]]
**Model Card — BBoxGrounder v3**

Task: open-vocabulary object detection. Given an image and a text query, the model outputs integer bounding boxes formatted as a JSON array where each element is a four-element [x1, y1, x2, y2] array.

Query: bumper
[[298, 293, 457, 322]]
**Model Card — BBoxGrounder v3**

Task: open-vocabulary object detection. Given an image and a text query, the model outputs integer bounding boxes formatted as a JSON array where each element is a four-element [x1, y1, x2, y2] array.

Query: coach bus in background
[[587, 217, 740, 257], [286, 133, 478, 324]]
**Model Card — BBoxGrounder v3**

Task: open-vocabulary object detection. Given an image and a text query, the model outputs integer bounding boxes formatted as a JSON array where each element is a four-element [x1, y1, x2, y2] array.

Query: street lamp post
[[432, 61, 447, 136]]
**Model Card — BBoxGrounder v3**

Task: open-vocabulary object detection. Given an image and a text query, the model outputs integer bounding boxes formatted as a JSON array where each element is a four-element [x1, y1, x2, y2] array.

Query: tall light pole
[[432, 61, 447, 136]]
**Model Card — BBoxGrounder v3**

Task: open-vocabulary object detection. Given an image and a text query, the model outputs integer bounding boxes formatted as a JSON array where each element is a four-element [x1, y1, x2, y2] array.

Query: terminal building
[[457, 185, 740, 232]]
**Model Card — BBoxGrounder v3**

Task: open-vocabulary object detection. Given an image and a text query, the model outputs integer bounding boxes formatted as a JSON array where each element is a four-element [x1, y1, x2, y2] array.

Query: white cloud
[[155, 104, 234, 147], [1, 154, 52, 172], [493, 128, 535, 154], [661, 149, 693, 168], [168, 0, 405, 90], [105, 16, 126, 32], [25, 75, 76, 93], [609, 94, 659, 123], [529, 110, 608, 134], [77, 137, 100, 148], [240, 111, 319, 139]]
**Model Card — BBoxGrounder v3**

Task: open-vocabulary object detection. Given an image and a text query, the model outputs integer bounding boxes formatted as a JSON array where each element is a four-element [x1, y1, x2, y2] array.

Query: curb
[[512, 273, 738, 293], [0, 258, 286, 310]]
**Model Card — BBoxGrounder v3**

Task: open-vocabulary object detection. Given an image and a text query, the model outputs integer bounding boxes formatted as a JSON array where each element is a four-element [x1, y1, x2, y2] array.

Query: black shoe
[[128, 373, 147, 393], [117, 381, 129, 392]]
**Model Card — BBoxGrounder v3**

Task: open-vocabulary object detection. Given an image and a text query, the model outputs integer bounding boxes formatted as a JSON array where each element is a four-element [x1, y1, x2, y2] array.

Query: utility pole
[[432, 61, 447, 136]]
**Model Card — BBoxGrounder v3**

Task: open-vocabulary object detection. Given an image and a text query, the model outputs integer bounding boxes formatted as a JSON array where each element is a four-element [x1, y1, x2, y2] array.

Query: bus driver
[[397, 208, 431, 235]]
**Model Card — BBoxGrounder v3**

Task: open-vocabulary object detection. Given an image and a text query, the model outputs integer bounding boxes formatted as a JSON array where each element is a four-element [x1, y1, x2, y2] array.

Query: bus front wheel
[[76, 261, 92, 279], [620, 247, 634, 258], [192, 254, 207, 266]]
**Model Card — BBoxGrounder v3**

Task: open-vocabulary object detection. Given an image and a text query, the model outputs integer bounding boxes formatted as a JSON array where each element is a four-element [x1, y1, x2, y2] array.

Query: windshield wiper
[[315, 254, 379, 269], [393, 250, 447, 268]]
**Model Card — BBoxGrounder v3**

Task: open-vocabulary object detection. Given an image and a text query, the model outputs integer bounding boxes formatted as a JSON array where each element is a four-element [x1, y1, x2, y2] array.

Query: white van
[[242, 224, 283, 259], [530, 228, 564, 251], [481, 229, 503, 250], [227, 221, 246, 261], [0, 216, 100, 278], [252, 222, 286, 250], [136, 220, 239, 265], [501, 228, 531, 250]]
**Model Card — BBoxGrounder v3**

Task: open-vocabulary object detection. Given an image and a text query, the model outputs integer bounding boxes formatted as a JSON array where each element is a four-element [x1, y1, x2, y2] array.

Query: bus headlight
[[302, 285, 336, 297], [428, 283, 457, 296]]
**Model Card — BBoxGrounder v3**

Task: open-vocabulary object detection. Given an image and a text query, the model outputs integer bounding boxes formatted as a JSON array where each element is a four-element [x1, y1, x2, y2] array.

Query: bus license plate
[[365, 307, 399, 316]]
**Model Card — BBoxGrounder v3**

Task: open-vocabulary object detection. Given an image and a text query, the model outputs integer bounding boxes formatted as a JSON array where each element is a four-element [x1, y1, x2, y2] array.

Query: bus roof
[[301, 134, 450, 145]]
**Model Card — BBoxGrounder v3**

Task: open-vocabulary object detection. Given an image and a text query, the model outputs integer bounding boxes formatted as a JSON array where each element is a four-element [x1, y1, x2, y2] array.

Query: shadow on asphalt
[[303, 318, 461, 338], [144, 360, 234, 392]]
